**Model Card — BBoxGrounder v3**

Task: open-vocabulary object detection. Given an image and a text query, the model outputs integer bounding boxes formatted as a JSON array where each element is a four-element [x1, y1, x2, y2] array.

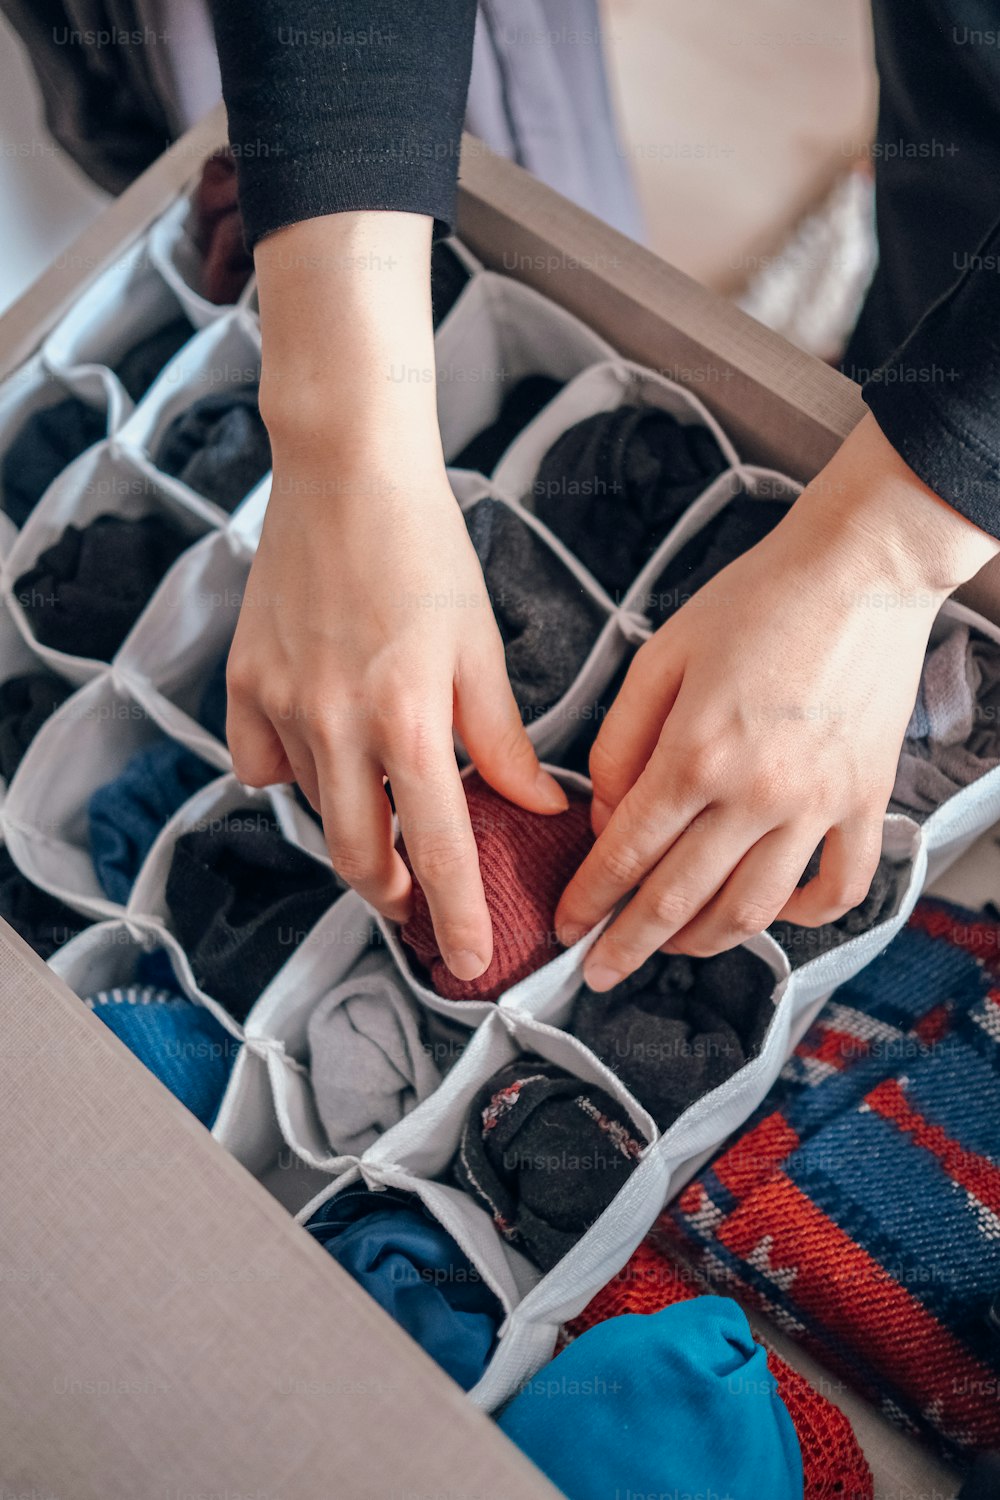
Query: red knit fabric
[[564, 1235, 874, 1500], [192, 150, 254, 306], [399, 773, 593, 1002]]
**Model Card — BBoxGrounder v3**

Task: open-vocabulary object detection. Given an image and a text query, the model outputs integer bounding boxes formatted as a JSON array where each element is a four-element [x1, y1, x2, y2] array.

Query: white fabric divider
[[2, 442, 215, 681], [41, 234, 195, 417], [147, 194, 235, 330], [433, 272, 617, 466], [2, 674, 225, 918], [492, 357, 742, 510], [0, 355, 118, 548]]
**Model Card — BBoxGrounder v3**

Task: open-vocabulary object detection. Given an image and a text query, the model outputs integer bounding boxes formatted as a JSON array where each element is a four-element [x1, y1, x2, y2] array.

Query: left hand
[[555, 414, 1000, 990]]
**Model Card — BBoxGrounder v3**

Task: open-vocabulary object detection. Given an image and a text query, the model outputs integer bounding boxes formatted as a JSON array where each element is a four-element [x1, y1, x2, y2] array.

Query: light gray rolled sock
[[307, 948, 444, 1155]]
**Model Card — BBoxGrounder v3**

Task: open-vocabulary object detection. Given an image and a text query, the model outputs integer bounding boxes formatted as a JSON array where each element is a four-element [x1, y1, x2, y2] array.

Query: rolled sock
[[153, 385, 271, 512], [453, 1057, 644, 1271], [307, 947, 444, 1156], [197, 652, 229, 742], [498, 1301, 801, 1500], [430, 241, 471, 328], [647, 493, 791, 626], [135, 947, 182, 991], [530, 404, 726, 596], [13, 512, 190, 660], [1, 396, 107, 527], [0, 670, 72, 782], [419, 1006, 472, 1075], [464, 498, 602, 719], [192, 149, 254, 305], [569, 948, 775, 1128], [164, 811, 339, 1020], [399, 771, 594, 1002], [113, 315, 193, 402], [0, 847, 91, 959], [452, 375, 562, 474], [305, 1184, 502, 1392], [892, 625, 1000, 819], [88, 740, 219, 904], [769, 844, 902, 967], [85, 984, 237, 1127]]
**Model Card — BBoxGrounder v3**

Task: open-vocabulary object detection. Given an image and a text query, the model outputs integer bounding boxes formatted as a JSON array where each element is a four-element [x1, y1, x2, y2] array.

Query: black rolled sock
[[647, 494, 790, 627], [452, 375, 562, 475], [453, 1057, 644, 1272], [1, 397, 107, 528], [0, 847, 92, 959], [13, 513, 190, 661], [0, 670, 72, 781], [154, 384, 271, 512], [465, 498, 602, 720], [431, 241, 471, 328], [197, 653, 229, 742], [769, 845, 902, 967], [114, 316, 193, 403], [164, 811, 339, 1020], [569, 948, 774, 1129], [530, 405, 726, 597]]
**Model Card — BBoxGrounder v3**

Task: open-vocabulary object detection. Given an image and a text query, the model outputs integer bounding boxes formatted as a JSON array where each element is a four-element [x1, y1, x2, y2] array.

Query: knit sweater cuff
[[862, 213, 1000, 540]]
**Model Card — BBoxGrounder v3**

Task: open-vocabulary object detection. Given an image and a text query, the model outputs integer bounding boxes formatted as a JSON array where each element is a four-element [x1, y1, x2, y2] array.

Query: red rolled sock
[[399, 772, 593, 1002]]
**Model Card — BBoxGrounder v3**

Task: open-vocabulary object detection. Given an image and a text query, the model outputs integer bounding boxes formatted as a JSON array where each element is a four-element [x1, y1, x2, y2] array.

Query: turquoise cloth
[[498, 1300, 803, 1500]]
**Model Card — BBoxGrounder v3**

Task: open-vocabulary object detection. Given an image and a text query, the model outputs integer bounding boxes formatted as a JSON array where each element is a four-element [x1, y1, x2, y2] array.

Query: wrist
[[790, 412, 1000, 597]]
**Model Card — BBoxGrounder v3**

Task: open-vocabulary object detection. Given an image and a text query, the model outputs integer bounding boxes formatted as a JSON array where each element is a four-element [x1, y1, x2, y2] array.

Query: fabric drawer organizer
[[1, 165, 999, 1418]]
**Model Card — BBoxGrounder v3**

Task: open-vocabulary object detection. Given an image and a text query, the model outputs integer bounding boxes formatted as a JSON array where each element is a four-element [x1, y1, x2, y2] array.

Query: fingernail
[[584, 963, 621, 992], [558, 922, 588, 948], [536, 771, 569, 812], [448, 949, 490, 981]]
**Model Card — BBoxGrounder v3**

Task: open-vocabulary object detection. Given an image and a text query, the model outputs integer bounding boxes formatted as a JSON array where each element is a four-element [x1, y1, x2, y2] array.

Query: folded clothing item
[[85, 983, 237, 1127], [453, 1057, 644, 1272], [570, 947, 775, 1129], [567, 1235, 871, 1500], [88, 740, 219, 905], [197, 652, 229, 742], [305, 1184, 502, 1392], [164, 811, 339, 1021], [464, 498, 602, 719], [113, 315, 193, 403], [892, 625, 1000, 819], [0, 846, 91, 959], [153, 384, 270, 513], [399, 771, 594, 1002], [0, 669, 72, 782], [430, 241, 471, 328], [647, 493, 791, 626], [530, 404, 727, 597], [13, 512, 190, 660], [452, 376, 562, 474], [192, 148, 254, 305], [665, 896, 1000, 1461], [1, 396, 107, 528], [769, 843, 902, 967], [499, 1299, 802, 1500], [307, 947, 444, 1156]]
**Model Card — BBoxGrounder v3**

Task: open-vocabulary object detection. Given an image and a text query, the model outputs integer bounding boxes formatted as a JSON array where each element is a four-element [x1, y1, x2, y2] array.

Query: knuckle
[[597, 841, 647, 889], [588, 738, 630, 797], [415, 834, 474, 888], [647, 886, 695, 929], [726, 897, 778, 937], [329, 841, 382, 889]]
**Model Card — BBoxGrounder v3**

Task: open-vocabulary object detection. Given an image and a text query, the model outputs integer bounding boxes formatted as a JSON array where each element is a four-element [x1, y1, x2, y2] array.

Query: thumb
[[455, 647, 568, 815]]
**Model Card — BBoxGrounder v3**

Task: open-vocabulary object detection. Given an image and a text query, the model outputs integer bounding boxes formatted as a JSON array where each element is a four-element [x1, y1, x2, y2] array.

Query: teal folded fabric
[[498, 1300, 803, 1500]]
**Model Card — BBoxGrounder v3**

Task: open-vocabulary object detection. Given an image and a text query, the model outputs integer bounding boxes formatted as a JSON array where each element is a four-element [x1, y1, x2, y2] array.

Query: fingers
[[456, 647, 568, 815], [386, 728, 493, 982], [588, 641, 684, 830], [777, 813, 883, 928], [663, 825, 820, 957], [580, 809, 762, 990], [311, 739, 413, 924], [555, 752, 703, 948]]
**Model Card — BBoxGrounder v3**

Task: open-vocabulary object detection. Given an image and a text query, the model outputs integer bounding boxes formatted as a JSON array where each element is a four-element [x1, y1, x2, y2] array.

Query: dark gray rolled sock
[[453, 1056, 644, 1272], [1, 397, 107, 528], [431, 241, 471, 328], [0, 847, 92, 959], [569, 947, 775, 1129], [465, 498, 602, 721], [452, 376, 563, 475], [529, 404, 726, 597], [114, 316, 193, 403], [0, 670, 72, 781], [154, 384, 271, 513], [647, 494, 790, 626], [769, 845, 903, 967]]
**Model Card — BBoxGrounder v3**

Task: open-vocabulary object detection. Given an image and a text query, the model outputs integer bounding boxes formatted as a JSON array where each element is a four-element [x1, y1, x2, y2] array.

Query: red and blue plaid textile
[[664, 897, 1000, 1461]]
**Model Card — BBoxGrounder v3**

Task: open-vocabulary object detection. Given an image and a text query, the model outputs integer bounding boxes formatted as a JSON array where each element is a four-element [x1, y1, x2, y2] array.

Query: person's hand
[[227, 211, 567, 982], [556, 413, 1000, 988]]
